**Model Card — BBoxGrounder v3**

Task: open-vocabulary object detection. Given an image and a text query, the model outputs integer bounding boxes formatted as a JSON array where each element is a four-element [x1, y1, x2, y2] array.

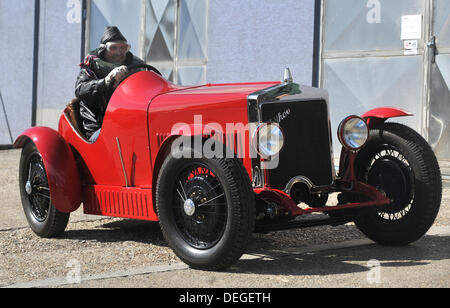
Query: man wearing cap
[[75, 26, 146, 142]]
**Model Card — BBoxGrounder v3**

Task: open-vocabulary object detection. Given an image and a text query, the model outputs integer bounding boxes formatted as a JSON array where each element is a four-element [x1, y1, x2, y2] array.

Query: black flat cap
[[100, 26, 127, 44]]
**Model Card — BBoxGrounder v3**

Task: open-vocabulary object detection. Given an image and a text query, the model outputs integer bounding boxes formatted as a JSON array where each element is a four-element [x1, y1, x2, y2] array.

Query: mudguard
[[151, 125, 223, 198], [362, 107, 413, 127], [14, 127, 82, 213]]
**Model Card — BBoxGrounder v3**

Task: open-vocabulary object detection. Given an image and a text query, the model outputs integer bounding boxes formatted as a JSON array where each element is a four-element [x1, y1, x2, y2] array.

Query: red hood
[[115, 70, 280, 105], [165, 81, 281, 97]]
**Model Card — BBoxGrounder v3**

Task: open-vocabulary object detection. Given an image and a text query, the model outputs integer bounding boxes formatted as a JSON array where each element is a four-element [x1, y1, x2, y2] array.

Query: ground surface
[[1, 149, 449, 288]]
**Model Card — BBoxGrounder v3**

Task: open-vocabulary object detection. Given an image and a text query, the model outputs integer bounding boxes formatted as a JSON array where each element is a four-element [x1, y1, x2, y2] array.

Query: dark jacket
[[75, 48, 145, 138]]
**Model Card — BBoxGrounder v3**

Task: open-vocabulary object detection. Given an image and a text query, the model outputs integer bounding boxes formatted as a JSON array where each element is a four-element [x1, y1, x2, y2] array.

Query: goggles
[[101, 41, 131, 53]]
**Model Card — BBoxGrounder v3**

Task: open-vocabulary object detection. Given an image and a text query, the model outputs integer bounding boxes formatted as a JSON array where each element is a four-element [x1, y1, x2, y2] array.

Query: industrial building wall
[[320, 0, 450, 162], [207, 0, 316, 86], [36, 0, 82, 130], [1, 0, 316, 145], [0, 0, 82, 145], [0, 0, 35, 145]]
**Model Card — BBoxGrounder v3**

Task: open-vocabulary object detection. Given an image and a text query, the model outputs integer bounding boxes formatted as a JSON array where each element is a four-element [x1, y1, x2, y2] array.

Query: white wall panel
[[207, 0, 316, 86], [36, 0, 82, 129], [323, 56, 424, 155], [0, 0, 35, 144]]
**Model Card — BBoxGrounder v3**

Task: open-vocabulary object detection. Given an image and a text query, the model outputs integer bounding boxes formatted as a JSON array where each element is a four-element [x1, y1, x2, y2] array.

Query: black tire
[[354, 123, 442, 246], [156, 142, 255, 270], [19, 141, 70, 238]]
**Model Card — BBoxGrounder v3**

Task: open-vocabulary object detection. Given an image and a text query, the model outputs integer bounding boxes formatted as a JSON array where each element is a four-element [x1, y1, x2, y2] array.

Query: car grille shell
[[260, 99, 334, 190]]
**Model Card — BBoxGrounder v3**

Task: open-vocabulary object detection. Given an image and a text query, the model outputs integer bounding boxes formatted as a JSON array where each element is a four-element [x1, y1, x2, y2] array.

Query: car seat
[[65, 98, 88, 140]]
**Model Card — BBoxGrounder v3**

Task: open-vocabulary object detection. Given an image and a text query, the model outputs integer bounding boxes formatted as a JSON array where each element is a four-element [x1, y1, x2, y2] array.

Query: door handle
[[427, 36, 437, 63]]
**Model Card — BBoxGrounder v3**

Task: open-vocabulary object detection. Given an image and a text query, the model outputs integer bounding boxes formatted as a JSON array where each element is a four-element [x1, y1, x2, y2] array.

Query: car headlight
[[254, 123, 285, 158], [338, 116, 369, 150]]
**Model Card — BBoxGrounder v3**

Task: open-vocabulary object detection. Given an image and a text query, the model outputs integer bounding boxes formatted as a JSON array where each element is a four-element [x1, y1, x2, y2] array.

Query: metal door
[[428, 0, 450, 162], [320, 0, 450, 165]]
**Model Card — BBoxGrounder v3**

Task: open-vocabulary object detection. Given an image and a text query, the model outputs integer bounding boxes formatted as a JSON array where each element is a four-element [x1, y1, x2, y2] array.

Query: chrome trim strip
[[247, 71, 302, 188], [248, 82, 301, 123], [278, 87, 336, 182]]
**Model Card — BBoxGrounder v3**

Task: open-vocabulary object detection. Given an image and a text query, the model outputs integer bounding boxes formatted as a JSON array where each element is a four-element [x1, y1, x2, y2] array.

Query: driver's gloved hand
[[105, 65, 128, 87]]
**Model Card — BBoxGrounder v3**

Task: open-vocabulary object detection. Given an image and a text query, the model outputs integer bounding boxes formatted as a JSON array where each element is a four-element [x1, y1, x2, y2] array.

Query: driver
[[75, 26, 146, 142]]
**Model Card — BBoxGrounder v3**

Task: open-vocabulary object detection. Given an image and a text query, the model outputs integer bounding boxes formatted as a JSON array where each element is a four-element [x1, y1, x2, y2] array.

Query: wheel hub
[[368, 157, 413, 212], [25, 181, 32, 195], [25, 155, 51, 222], [174, 165, 227, 250], [183, 198, 196, 216]]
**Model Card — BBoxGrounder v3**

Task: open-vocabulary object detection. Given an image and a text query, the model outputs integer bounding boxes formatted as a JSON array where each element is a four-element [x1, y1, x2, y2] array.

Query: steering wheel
[[113, 63, 163, 88], [126, 63, 162, 77], [114, 63, 163, 87]]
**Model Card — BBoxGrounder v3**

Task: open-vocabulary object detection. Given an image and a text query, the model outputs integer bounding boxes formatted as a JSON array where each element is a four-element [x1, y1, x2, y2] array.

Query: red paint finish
[[254, 183, 390, 217], [362, 107, 412, 119], [59, 71, 188, 188], [56, 71, 190, 220], [254, 188, 299, 214], [148, 81, 279, 178], [57, 71, 277, 221], [14, 127, 81, 213], [15, 70, 396, 224], [362, 107, 413, 127], [83, 185, 157, 221]]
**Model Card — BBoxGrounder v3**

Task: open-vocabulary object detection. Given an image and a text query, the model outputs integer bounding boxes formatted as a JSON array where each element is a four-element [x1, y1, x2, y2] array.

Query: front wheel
[[19, 141, 70, 238], [156, 143, 255, 270], [354, 123, 442, 246]]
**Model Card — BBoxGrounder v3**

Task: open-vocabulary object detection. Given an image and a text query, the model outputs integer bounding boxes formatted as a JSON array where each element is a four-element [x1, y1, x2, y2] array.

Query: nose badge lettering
[[269, 108, 291, 123]]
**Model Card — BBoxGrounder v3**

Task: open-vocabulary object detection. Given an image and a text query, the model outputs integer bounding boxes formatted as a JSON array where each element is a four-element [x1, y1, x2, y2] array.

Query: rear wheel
[[354, 123, 442, 246], [156, 143, 255, 270], [19, 141, 69, 238]]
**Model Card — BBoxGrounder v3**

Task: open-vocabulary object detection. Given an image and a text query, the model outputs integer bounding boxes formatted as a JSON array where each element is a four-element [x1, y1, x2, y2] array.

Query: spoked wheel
[[363, 146, 415, 222], [173, 163, 228, 250], [156, 142, 255, 270], [25, 152, 51, 222], [19, 141, 69, 238], [354, 123, 442, 246]]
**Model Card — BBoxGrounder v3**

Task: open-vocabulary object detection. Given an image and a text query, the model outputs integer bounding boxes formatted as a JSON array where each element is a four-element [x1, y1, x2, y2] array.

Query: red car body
[[15, 69, 441, 270], [14, 70, 412, 222]]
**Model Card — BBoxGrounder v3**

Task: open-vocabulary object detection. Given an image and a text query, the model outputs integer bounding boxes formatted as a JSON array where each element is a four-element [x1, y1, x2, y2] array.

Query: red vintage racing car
[[14, 66, 442, 270]]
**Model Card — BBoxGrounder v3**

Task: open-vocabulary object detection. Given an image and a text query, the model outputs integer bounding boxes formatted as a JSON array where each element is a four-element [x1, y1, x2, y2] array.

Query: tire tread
[[355, 123, 442, 245]]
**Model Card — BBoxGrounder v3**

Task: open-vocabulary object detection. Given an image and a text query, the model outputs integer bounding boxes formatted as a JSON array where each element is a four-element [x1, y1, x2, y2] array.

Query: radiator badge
[[269, 108, 291, 124]]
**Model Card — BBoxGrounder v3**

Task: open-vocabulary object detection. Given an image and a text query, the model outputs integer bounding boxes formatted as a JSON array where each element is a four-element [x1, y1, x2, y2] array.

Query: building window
[[86, 0, 208, 85], [88, 0, 143, 56]]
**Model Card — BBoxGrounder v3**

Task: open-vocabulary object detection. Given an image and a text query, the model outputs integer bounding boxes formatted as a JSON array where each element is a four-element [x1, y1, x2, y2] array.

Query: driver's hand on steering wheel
[[105, 65, 128, 88]]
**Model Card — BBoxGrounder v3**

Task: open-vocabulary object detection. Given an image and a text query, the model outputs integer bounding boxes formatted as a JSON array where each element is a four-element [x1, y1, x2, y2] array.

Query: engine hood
[[147, 81, 283, 119]]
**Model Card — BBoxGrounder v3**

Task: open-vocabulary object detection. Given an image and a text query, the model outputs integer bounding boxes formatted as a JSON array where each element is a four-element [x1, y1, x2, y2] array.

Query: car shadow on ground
[[61, 218, 362, 249], [62, 219, 169, 247], [61, 219, 450, 279], [226, 234, 450, 277]]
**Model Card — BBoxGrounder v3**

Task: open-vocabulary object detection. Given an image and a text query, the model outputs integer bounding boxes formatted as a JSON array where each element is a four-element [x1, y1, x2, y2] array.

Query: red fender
[[362, 107, 413, 127], [14, 127, 82, 213], [152, 123, 228, 186]]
